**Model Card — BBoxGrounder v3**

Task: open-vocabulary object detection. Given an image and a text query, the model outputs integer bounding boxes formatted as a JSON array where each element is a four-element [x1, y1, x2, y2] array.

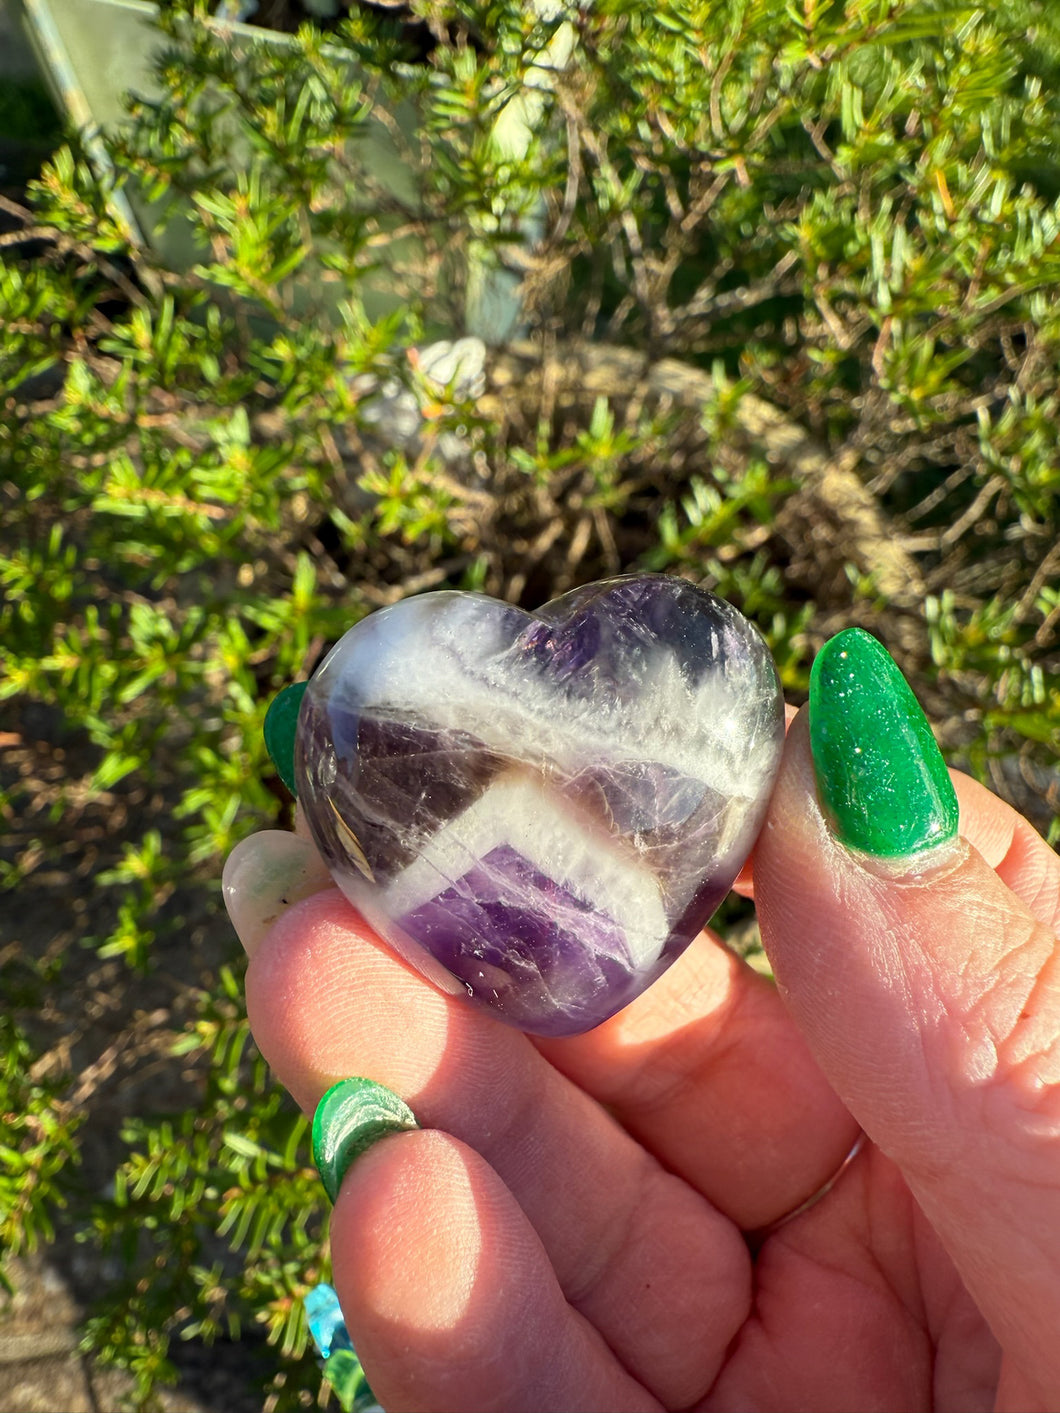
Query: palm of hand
[[238, 724, 1060, 1413], [247, 893, 999, 1413]]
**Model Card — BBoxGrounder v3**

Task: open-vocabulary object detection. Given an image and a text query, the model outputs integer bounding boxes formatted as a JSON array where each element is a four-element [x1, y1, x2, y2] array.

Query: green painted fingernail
[[264, 681, 307, 797], [312, 1078, 418, 1204], [808, 628, 959, 858]]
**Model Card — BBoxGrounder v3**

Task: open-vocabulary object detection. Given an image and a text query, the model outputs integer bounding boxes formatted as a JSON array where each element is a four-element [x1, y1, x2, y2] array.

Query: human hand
[[224, 631, 1060, 1412]]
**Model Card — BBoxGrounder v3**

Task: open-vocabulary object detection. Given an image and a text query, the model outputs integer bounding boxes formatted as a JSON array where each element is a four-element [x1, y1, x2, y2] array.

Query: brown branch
[[485, 339, 924, 610], [940, 474, 1004, 547], [1017, 540, 1060, 626]]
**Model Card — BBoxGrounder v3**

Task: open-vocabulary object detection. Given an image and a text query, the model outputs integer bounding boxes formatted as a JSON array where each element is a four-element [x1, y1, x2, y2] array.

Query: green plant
[[0, 1012, 84, 1284], [1, 0, 1058, 1406]]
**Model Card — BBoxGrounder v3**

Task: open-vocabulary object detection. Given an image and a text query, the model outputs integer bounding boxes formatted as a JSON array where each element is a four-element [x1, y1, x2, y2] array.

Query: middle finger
[[244, 884, 751, 1409]]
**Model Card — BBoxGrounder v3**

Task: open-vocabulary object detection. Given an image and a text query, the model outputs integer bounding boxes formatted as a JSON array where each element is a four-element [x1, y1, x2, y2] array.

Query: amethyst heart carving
[[295, 574, 785, 1036]]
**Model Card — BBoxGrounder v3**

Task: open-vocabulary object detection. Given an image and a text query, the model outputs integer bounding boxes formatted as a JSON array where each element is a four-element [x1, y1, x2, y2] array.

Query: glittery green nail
[[808, 628, 959, 858], [264, 681, 307, 797], [311, 1079, 418, 1205]]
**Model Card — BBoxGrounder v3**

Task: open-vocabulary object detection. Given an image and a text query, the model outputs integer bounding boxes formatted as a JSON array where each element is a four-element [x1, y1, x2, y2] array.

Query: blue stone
[[304, 1281, 352, 1359], [295, 574, 785, 1036]]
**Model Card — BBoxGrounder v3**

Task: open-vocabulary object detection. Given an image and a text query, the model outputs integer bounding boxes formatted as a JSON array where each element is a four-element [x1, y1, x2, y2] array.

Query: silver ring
[[750, 1129, 867, 1246]]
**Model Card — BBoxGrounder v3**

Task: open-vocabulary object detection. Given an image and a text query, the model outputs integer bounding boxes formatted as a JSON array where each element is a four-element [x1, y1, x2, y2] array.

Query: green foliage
[[2, 0, 1058, 1405], [83, 967, 328, 1405], [0, 1010, 83, 1279]]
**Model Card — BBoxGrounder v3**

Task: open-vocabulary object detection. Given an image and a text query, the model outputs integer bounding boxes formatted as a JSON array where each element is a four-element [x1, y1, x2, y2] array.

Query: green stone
[[263, 681, 307, 798], [311, 1078, 418, 1205]]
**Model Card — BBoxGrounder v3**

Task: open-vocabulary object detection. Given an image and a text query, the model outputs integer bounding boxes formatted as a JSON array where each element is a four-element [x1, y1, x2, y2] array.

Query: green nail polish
[[809, 628, 959, 858], [312, 1078, 418, 1204], [264, 681, 307, 797]]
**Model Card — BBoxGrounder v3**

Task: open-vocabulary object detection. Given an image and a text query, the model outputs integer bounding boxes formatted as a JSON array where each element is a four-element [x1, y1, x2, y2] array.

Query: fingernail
[[809, 628, 959, 858], [264, 682, 308, 797], [222, 830, 332, 957], [312, 1078, 419, 1204]]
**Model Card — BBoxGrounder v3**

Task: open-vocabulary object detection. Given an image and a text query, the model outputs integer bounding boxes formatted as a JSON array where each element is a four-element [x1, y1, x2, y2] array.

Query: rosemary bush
[[1, 0, 1057, 1406]]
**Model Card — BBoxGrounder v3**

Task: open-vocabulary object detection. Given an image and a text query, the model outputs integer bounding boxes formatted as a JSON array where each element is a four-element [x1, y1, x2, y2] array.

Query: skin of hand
[[225, 704, 1060, 1413]]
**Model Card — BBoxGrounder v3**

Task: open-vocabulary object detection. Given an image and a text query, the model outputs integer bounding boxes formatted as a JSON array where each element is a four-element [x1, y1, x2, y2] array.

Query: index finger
[[536, 924, 860, 1232], [949, 770, 1060, 932]]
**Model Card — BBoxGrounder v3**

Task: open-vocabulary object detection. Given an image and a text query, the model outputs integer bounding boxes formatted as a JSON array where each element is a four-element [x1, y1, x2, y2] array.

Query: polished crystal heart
[[295, 574, 785, 1036]]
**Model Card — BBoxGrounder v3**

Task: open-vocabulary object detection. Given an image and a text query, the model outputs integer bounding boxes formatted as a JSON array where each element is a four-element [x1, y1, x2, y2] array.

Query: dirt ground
[[0, 1252, 267, 1413]]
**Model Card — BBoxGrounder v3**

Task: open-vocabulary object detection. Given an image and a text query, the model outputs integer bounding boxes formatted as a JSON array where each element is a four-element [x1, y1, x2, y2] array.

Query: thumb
[[754, 630, 1060, 1406]]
